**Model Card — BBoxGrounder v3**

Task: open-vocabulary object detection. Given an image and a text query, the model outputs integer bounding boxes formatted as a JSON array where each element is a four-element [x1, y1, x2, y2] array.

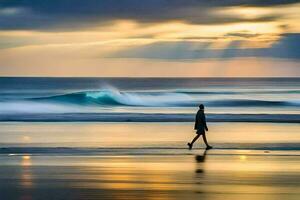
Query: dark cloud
[[0, 0, 299, 30], [225, 32, 262, 38], [108, 33, 300, 60]]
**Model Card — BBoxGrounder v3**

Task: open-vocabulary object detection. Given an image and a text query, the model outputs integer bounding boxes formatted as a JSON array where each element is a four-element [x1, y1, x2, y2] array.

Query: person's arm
[[203, 113, 208, 131], [194, 113, 198, 130]]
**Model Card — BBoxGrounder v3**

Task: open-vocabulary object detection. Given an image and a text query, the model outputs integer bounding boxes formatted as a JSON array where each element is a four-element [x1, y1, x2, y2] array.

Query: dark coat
[[194, 109, 208, 134]]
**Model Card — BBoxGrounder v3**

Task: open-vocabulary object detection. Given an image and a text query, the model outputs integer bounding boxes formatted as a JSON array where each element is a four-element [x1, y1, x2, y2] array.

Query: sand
[[0, 122, 299, 200]]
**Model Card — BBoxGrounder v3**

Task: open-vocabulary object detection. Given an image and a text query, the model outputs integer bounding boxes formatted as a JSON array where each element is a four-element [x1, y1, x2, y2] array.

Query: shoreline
[[0, 113, 300, 123], [0, 147, 300, 156]]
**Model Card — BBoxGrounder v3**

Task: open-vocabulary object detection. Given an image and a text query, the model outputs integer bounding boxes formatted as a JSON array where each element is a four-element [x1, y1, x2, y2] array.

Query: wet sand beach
[[0, 150, 299, 200], [0, 122, 299, 200]]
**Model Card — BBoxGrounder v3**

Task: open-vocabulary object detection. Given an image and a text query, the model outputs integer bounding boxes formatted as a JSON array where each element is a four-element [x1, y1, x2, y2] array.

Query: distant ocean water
[[0, 77, 299, 122]]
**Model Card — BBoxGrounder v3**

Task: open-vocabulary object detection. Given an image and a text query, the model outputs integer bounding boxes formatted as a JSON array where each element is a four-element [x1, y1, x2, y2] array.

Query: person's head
[[199, 104, 204, 110]]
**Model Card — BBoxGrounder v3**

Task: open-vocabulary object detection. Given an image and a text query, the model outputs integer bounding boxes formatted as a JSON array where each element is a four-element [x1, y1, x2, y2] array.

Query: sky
[[0, 0, 300, 77]]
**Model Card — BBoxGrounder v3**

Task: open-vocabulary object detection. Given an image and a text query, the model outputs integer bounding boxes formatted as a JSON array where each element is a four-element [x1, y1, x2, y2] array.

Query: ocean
[[0, 77, 299, 122]]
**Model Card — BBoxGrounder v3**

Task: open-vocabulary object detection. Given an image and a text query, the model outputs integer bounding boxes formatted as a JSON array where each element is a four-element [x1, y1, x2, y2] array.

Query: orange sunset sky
[[0, 0, 300, 77]]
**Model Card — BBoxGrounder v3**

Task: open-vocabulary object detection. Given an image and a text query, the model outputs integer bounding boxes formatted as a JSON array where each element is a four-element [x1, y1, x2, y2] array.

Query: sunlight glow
[[0, 2, 299, 76], [22, 155, 31, 160], [22, 136, 31, 142], [239, 155, 247, 161], [216, 6, 272, 19]]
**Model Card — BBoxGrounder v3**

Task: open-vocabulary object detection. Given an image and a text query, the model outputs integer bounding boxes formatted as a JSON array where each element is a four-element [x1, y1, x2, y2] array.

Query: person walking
[[188, 104, 213, 150]]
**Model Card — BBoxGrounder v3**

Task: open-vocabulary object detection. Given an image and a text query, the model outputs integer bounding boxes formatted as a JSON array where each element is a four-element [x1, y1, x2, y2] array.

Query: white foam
[[85, 87, 194, 106]]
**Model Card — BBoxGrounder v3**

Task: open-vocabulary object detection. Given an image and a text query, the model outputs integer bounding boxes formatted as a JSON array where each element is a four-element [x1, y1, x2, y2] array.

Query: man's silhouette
[[188, 104, 212, 150]]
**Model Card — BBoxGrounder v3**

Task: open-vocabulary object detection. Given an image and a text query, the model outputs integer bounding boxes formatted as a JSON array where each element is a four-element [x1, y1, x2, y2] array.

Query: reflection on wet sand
[[194, 150, 208, 192], [194, 150, 208, 178], [0, 150, 299, 200], [21, 155, 33, 188], [20, 155, 33, 200], [0, 122, 299, 147], [195, 150, 208, 175], [0, 122, 299, 199]]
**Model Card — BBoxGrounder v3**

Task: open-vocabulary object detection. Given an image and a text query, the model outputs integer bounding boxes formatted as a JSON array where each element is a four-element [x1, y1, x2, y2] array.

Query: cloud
[[107, 33, 300, 60], [0, 7, 26, 16], [225, 32, 262, 38], [0, 0, 299, 30]]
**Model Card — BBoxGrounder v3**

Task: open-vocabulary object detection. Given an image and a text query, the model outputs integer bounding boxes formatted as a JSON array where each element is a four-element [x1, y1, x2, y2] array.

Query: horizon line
[[0, 76, 299, 79]]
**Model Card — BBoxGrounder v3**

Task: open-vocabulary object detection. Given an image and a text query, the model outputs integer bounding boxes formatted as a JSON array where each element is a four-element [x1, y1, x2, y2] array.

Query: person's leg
[[202, 133, 212, 149], [191, 134, 200, 145], [188, 134, 200, 150]]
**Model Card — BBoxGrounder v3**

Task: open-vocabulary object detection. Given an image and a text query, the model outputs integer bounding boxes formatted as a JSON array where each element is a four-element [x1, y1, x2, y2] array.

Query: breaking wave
[[28, 88, 300, 107], [0, 88, 299, 115]]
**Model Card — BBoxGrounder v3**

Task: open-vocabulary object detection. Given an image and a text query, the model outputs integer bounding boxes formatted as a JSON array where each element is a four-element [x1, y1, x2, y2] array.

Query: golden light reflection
[[21, 155, 32, 166], [22, 136, 31, 142], [20, 155, 33, 189], [71, 157, 193, 192], [239, 155, 247, 161], [23, 155, 31, 160], [1, 122, 298, 146]]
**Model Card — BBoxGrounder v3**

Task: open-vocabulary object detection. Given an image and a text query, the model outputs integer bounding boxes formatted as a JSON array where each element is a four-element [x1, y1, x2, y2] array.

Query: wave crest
[[21, 88, 300, 107], [32, 88, 194, 107]]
